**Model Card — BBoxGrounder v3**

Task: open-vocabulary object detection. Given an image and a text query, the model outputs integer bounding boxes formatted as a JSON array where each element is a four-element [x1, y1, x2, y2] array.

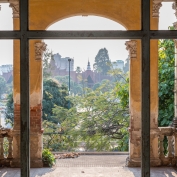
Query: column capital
[[35, 42, 47, 60], [152, 0, 162, 18], [9, 0, 19, 18], [125, 40, 137, 59]]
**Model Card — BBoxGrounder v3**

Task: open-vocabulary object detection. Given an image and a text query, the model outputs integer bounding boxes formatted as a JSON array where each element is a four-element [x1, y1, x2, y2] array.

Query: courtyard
[[0, 155, 177, 177]]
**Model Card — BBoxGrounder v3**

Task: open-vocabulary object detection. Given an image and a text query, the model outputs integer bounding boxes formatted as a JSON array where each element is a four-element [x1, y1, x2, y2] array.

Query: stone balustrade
[[158, 127, 177, 166], [0, 128, 13, 166]]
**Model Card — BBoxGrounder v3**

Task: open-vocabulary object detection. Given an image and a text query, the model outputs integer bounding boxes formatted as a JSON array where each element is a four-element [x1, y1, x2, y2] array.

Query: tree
[[4, 93, 14, 126], [0, 76, 7, 98], [43, 78, 70, 123], [43, 49, 53, 79], [5, 79, 70, 125], [158, 39, 175, 126], [54, 75, 83, 95], [53, 80, 129, 151], [75, 66, 82, 73], [93, 48, 111, 75]]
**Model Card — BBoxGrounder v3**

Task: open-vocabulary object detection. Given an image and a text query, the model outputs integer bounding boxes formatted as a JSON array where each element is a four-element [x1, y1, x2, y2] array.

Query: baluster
[[0, 137, 4, 159], [159, 134, 165, 159], [167, 136, 173, 158], [174, 132, 177, 158], [7, 137, 13, 159]]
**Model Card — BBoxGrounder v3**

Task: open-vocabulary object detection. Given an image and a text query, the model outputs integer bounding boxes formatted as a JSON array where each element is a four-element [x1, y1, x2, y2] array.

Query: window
[[0, 0, 176, 176]]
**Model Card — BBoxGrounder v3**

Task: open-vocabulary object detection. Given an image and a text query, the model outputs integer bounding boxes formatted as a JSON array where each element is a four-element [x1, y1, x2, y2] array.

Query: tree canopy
[[0, 76, 7, 97], [43, 49, 53, 79], [93, 48, 111, 75], [52, 79, 129, 151], [158, 39, 175, 126], [42, 78, 70, 123]]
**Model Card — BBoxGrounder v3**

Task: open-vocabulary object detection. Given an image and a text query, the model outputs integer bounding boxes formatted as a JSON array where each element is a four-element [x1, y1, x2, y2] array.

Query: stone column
[[125, 40, 141, 167], [127, 0, 162, 167], [9, 0, 21, 168], [9, 0, 45, 168]]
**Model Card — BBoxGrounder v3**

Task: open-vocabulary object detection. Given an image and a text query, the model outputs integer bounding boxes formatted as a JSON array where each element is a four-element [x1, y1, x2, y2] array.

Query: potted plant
[[42, 149, 56, 167]]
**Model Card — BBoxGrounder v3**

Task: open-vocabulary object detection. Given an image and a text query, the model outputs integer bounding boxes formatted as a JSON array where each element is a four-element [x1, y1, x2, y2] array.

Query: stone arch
[[29, 0, 141, 30], [45, 13, 128, 30], [46, 15, 127, 30]]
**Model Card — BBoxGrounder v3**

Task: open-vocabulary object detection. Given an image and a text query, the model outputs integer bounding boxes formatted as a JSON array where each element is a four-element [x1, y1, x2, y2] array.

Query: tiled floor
[[0, 155, 177, 177]]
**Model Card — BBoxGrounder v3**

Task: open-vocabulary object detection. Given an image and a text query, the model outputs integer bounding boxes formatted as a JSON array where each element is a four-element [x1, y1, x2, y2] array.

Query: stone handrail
[[158, 127, 176, 166]]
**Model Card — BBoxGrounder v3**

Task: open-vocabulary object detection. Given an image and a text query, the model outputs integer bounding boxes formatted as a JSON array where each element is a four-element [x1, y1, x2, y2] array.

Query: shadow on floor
[[127, 167, 177, 177], [0, 167, 55, 177]]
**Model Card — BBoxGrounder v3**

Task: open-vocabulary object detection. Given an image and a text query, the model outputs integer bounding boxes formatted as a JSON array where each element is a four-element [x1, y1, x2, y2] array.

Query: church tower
[[87, 59, 91, 70]]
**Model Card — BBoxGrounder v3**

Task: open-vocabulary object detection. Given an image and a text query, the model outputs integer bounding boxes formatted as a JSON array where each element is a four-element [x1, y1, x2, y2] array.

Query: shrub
[[42, 149, 56, 167]]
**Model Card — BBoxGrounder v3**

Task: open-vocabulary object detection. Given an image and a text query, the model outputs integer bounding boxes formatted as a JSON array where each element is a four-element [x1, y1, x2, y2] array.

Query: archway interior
[[42, 16, 130, 153], [45, 16, 128, 69]]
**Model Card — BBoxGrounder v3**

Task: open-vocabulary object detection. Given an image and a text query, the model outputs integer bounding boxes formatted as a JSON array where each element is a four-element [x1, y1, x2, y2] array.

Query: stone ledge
[[10, 159, 43, 168]]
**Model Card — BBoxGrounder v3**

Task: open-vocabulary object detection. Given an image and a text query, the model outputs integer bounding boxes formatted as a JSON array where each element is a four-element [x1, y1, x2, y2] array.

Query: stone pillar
[[127, 0, 162, 167], [9, 0, 44, 168]]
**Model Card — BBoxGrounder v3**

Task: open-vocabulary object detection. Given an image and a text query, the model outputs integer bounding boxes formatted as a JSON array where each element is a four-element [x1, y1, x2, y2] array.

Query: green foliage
[[43, 120, 79, 151], [93, 48, 111, 75], [116, 78, 129, 109], [42, 149, 56, 167], [43, 78, 69, 123], [53, 80, 129, 151], [158, 39, 175, 126], [5, 93, 14, 126], [0, 76, 7, 97], [54, 75, 83, 95], [43, 49, 53, 79], [92, 83, 101, 91]]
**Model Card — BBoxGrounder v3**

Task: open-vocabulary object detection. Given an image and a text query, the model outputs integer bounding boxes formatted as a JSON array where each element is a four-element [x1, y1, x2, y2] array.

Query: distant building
[[112, 60, 124, 71], [53, 53, 74, 71], [50, 55, 113, 88], [0, 65, 13, 83], [50, 53, 130, 88]]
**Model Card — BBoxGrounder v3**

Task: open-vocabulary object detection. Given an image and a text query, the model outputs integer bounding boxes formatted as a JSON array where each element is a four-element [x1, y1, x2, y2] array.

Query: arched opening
[[42, 16, 130, 163]]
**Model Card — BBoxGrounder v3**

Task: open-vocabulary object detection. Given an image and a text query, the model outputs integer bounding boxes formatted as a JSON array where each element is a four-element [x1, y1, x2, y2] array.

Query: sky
[[0, 2, 176, 70]]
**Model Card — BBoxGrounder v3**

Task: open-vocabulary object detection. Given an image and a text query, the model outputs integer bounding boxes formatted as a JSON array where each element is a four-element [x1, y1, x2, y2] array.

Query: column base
[[10, 159, 43, 168], [126, 156, 141, 167], [126, 156, 161, 167], [10, 158, 21, 168], [31, 159, 43, 168]]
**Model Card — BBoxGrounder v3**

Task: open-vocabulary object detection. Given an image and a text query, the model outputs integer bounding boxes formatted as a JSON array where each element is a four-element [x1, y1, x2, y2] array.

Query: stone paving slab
[[0, 167, 177, 177], [56, 155, 127, 167], [0, 155, 177, 177]]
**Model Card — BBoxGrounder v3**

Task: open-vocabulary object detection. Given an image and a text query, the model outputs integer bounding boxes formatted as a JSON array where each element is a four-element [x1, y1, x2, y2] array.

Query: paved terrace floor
[[0, 155, 177, 177]]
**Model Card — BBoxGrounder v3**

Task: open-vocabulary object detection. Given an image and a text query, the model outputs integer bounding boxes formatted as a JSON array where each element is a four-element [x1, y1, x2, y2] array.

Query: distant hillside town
[[0, 54, 129, 89], [50, 53, 129, 88]]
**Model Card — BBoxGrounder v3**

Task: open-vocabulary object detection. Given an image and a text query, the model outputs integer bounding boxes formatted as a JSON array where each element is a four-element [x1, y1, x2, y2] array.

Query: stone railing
[[158, 127, 176, 166], [0, 128, 13, 166]]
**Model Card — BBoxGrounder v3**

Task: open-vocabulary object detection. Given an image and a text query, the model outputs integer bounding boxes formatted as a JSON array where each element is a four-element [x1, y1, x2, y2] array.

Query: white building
[[0, 64, 13, 76], [112, 60, 124, 71], [53, 53, 74, 71]]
